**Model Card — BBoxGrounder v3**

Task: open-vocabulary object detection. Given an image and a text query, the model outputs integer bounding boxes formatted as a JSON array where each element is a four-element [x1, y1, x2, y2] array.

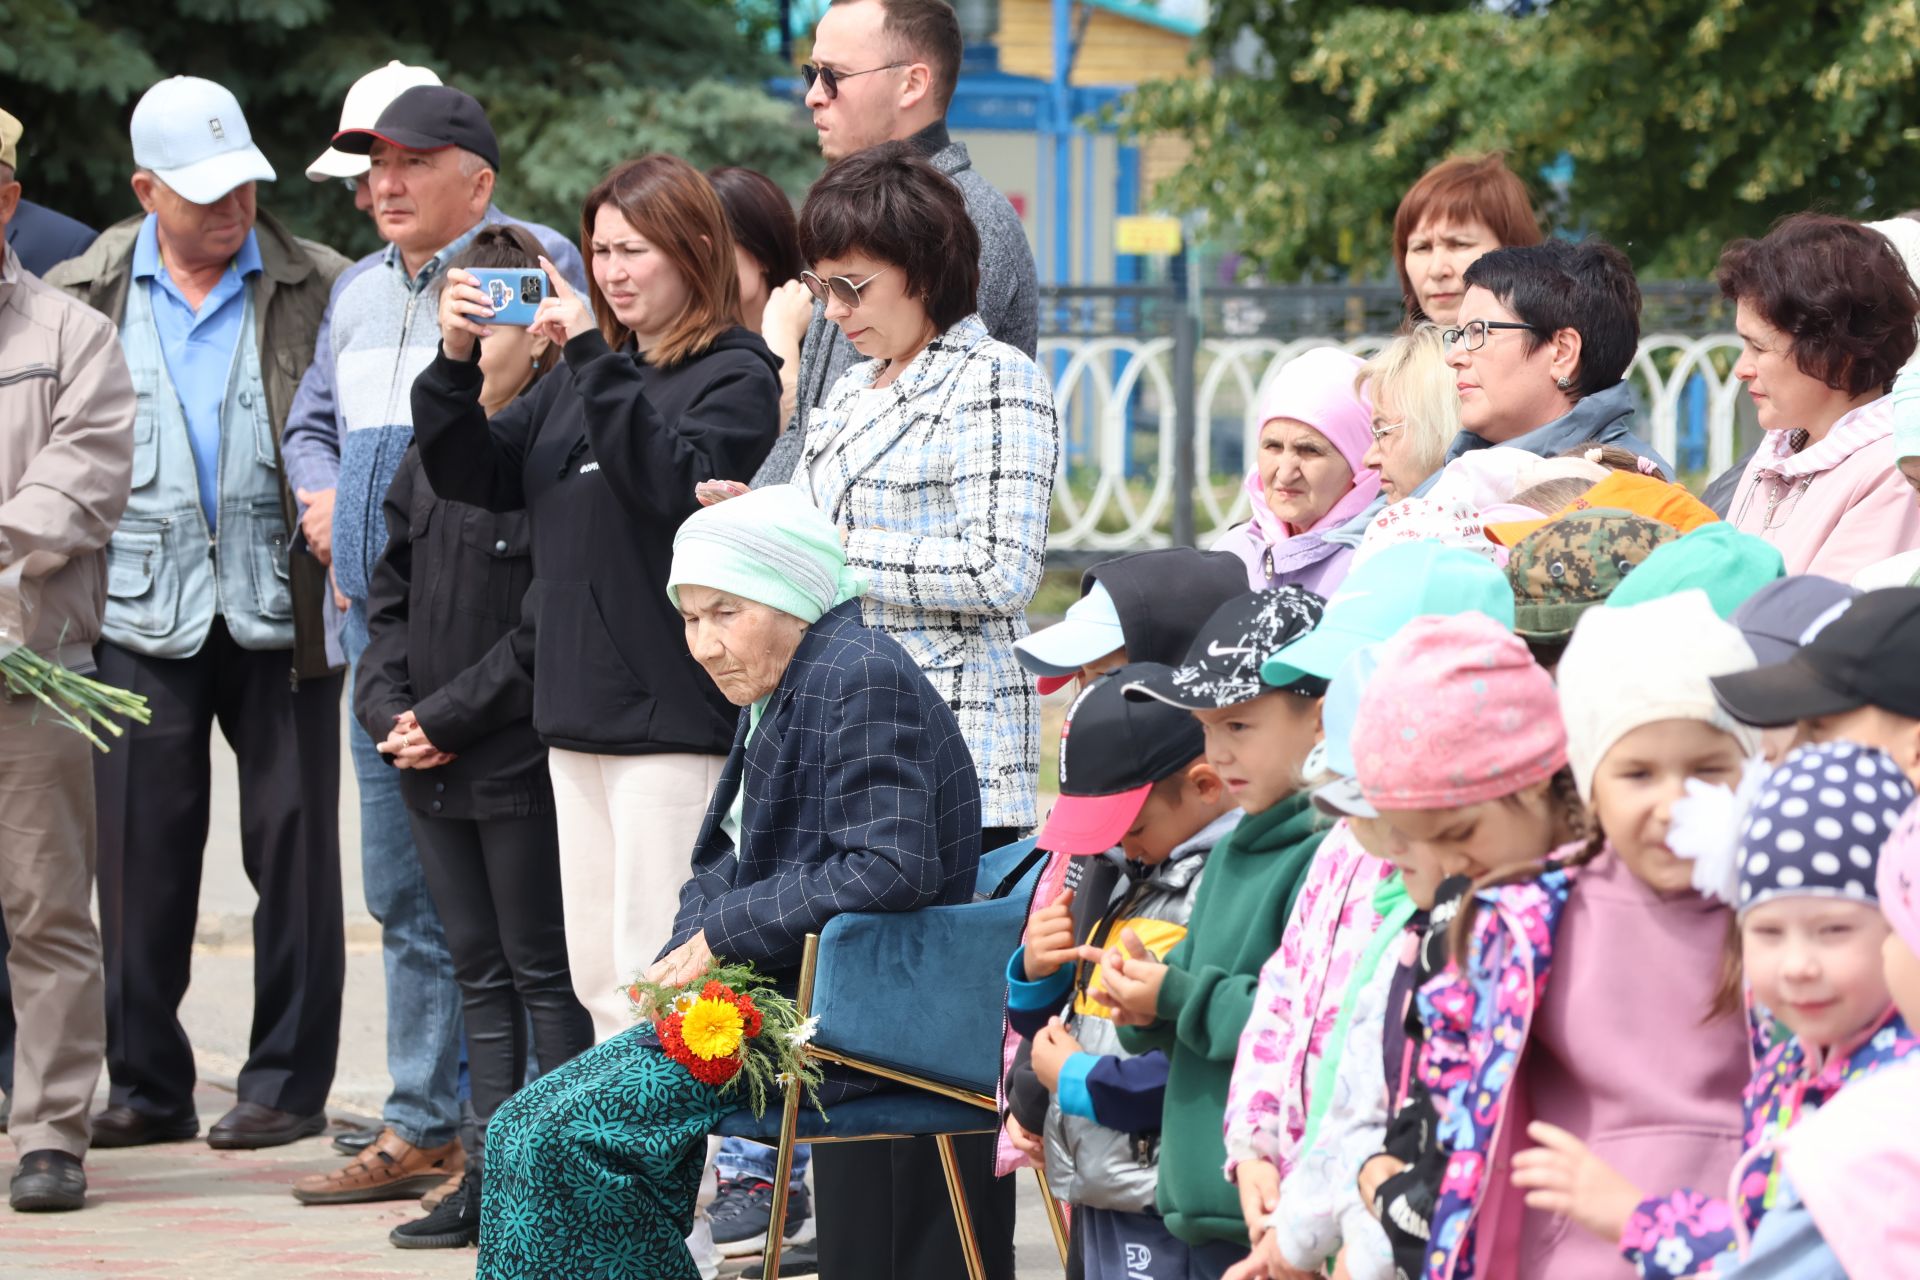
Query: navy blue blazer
[[664, 601, 983, 980]]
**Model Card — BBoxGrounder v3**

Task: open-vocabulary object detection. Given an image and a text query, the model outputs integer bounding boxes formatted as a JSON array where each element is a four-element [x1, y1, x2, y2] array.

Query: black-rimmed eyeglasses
[[1443, 319, 1546, 352], [802, 62, 907, 100], [801, 268, 887, 309]]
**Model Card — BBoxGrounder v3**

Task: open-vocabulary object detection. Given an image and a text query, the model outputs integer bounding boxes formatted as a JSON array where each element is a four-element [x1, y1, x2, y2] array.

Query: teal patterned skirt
[[479, 1024, 730, 1279]]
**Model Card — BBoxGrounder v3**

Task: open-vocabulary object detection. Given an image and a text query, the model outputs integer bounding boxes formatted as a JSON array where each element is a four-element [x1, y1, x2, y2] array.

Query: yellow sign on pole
[[1115, 215, 1183, 256]]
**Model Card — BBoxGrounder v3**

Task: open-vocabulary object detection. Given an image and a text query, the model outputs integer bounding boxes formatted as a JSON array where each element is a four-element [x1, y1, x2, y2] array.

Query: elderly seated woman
[[476, 486, 983, 1279]]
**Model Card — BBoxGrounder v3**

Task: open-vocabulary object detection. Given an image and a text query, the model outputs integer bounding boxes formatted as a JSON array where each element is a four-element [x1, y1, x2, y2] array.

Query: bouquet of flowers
[[1, 563, 150, 752], [627, 959, 823, 1119]]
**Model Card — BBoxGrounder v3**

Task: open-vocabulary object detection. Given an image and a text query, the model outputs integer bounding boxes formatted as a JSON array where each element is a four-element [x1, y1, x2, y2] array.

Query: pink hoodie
[[1488, 849, 1751, 1278], [1728, 395, 1920, 580]]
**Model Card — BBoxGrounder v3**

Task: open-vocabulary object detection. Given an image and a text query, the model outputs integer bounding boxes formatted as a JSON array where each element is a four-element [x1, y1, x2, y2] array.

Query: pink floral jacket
[[1221, 822, 1392, 1181]]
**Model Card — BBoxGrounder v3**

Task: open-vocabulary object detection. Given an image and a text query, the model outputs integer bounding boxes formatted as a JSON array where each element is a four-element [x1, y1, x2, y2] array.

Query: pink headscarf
[[1245, 348, 1382, 542]]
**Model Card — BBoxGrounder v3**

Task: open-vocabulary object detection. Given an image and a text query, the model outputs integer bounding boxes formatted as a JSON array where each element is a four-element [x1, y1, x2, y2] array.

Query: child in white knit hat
[[1423, 590, 1764, 1280]]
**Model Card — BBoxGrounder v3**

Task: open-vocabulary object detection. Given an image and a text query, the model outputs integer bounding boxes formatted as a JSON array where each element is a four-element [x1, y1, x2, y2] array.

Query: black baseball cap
[[1123, 588, 1328, 710], [1712, 587, 1920, 727], [331, 85, 500, 171], [1036, 665, 1208, 855]]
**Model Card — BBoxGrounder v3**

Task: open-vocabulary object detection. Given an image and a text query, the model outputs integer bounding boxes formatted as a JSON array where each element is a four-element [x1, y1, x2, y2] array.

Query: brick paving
[[3, 1084, 474, 1280]]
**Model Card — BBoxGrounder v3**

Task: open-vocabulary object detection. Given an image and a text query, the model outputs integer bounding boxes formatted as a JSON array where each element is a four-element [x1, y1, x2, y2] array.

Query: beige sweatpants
[[0, 695, 106, 1158], [548, 748, 728, 1043]]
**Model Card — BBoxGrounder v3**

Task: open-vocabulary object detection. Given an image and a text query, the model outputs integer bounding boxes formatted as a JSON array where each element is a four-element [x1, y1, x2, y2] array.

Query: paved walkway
[[4, 725, 1064, 1277], [4, 1082, 471, 1280]]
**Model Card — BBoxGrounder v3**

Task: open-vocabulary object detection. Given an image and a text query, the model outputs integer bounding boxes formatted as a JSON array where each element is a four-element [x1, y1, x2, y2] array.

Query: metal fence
[[1037, 283, 1751, 553]]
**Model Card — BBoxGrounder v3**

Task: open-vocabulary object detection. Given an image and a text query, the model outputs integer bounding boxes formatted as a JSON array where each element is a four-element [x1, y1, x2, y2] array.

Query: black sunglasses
[[801, 268, 887, 309], [801, 61, 907, 101]]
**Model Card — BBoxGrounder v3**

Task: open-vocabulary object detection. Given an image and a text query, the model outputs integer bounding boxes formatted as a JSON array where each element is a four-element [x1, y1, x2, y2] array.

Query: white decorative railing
[[1042, 332, 1746, 552]]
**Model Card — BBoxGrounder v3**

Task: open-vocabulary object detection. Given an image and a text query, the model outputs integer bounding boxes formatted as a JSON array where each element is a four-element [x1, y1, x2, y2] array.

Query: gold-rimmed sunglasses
[[800, 268, 888, 309]]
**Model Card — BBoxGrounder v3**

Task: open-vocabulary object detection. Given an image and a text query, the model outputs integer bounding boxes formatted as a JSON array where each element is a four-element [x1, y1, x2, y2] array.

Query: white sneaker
[[687, 1210, 721, 1280]]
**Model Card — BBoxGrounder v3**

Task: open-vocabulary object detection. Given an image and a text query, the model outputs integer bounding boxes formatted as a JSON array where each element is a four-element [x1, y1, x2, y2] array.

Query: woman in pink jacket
[[1721, 214, 1920, 580]]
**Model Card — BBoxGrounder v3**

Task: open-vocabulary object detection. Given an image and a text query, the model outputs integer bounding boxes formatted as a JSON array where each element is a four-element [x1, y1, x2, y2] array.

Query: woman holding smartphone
[[411, 154, 781, 1044]]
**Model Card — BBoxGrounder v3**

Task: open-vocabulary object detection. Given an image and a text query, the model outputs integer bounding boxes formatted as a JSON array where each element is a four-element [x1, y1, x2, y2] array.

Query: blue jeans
[[344, 605, 463, 1148], [715, 1136, 809, 1192]]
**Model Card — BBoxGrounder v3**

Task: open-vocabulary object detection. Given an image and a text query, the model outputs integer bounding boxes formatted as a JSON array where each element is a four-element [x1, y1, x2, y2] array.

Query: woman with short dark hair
[[1720, 212, 1920, 578], [717, 140, 1059, 844], [1433, 238, 1670, 490]]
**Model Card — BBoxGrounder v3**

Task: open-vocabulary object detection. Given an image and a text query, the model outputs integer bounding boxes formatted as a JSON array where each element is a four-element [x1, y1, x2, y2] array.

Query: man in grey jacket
[[750, 0, 1039, 490], [0, 120, 135, 1211]]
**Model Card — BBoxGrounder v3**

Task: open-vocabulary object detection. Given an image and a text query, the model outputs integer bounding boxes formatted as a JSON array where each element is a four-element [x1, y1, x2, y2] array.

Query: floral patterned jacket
[[1621, 1007, 1918, 1279], [1222, 823, 1393, 1181], [1415, 863, 1580, 1280]]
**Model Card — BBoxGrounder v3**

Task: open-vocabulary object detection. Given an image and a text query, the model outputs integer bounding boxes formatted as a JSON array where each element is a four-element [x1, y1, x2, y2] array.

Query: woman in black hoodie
[[412, 155, 781, 1045]]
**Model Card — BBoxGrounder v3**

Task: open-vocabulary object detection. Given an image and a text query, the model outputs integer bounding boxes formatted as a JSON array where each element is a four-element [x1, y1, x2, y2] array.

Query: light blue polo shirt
[[132, 214, 263, 531]]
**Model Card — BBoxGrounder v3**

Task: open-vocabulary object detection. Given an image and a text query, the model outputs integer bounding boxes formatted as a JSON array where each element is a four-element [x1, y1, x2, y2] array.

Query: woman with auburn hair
[[1721, 212, 1920, 579], [1394, 152, 1543, 327], [412, 152, 782, 1043]]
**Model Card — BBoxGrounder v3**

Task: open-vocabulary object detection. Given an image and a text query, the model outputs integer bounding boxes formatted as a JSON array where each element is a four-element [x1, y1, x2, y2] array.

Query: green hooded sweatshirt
[[1115, 790, 1328, 1246]]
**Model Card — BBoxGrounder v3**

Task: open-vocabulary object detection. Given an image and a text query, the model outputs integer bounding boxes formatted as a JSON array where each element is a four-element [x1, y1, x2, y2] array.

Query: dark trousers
[[1077, 1207, 1246, 1280], [409, 808, 592, 1126], [94, 622, 345, 1119], [813, 823, 1026, 1280]]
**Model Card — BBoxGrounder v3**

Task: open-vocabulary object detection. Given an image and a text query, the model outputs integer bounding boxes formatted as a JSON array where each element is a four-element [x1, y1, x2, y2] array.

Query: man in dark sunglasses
[[750, 0, 1037, 486]]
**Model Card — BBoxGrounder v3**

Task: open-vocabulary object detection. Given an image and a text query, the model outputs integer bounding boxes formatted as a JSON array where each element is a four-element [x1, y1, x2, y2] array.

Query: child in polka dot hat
[[1608, 741, 1920, 1279], [1746, 796, 1920, 1280]]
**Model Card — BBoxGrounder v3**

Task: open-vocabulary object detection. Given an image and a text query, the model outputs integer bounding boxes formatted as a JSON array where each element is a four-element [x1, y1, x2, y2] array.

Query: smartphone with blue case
[[469, 268, 548, 326]]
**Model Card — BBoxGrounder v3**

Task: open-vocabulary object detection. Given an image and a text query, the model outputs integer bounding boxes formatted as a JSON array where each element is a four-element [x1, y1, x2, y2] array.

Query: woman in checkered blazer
[[776, 142, 1060, 839]]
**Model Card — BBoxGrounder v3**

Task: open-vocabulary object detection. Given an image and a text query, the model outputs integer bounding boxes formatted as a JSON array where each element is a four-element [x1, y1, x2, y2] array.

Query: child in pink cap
[[1339, 612, 1587, 1279], [1412, 593, 1760, 1280]]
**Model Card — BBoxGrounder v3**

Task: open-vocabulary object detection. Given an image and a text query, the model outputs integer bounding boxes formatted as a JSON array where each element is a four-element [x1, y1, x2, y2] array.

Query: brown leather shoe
[[291, 1129, 464, 1205], [419, 1164, 465, 1212]]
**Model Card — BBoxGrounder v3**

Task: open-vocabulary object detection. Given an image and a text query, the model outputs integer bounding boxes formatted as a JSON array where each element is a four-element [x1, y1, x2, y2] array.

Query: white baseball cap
[[307, 61, 443, 182], [130, 76, 276, 205]]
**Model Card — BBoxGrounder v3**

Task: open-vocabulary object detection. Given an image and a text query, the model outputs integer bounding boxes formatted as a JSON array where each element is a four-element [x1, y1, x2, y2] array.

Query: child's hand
[[1235, 1158, 1280, 1243], [1086, 927, 1166, 1025], [1511, 1121, 1643, 1243], [1220, 1250, 1272, 1280], [1021, 890, 1079, 981], [1357, 1152, 1405, 1216], [1003, 1112, 1044, 1162], [1029, 1017, 1084, 1092]]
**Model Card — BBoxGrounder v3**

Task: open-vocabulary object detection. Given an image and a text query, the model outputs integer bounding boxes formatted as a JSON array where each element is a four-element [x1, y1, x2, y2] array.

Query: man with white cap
[[276, 74, 587, 1209], [0, 100, 135, 1214], [45, 75, 351, 1153]]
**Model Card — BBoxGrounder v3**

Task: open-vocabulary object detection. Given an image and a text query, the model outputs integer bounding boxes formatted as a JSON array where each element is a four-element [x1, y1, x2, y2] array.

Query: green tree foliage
[[1120, 0, 1920, 279], [1, 0, 818, 257]]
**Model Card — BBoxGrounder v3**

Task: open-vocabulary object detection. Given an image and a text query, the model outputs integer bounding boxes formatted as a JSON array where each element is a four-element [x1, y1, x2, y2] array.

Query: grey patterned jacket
[[802, 314, 1059, 829], [752, 131, 1040, 489]]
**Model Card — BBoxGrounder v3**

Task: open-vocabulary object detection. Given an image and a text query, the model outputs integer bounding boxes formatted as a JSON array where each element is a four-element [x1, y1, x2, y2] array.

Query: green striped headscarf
[[666, 484, 868, 623]]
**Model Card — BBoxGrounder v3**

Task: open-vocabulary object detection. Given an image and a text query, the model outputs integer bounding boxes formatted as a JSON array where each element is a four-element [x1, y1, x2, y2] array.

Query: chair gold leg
[[935, 1132, 988, 1280], [760, 934, 821, 1280], [1031, 1165, 1070, 1267]]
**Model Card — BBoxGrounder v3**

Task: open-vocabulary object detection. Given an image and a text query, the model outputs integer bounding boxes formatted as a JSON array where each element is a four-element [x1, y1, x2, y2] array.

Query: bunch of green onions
[[1, 645, 151, 752]]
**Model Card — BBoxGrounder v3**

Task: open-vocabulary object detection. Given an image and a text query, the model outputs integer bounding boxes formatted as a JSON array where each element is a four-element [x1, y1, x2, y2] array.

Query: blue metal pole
[[1050, 0, 1072, 287]]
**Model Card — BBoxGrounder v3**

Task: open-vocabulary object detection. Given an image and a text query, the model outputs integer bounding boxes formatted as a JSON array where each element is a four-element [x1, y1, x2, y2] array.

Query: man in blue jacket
[[279, 75, 588, 1208]]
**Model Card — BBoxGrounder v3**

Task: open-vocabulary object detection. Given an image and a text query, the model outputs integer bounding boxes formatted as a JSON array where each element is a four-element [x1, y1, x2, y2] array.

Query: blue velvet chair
[[715, 838, 1070, 1280]]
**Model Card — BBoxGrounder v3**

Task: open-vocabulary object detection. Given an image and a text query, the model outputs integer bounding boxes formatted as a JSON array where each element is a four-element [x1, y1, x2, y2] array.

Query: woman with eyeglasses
[[1358, 324, 1459, 503], [1427, 238, 1669, 497], [775, 140, 1058, 851], [410, 153, 782, 1046], [1214, 347, 1380, 593]]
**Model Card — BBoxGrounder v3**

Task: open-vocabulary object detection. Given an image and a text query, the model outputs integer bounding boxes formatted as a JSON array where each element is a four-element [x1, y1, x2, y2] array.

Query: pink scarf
[[1242, 348, 1382, 547]]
